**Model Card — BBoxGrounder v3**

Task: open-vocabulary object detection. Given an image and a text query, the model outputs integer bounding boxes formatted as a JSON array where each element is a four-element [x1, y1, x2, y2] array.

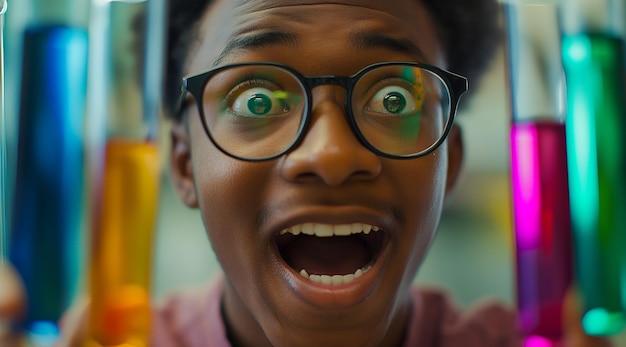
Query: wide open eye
[[229, 85, 290, 117], [364, 85, 423, 115]]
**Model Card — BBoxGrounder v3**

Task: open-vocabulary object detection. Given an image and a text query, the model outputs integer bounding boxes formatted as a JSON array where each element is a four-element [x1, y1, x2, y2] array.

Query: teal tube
[[0, 0, 7, 263], [562, 33, 626, 336]]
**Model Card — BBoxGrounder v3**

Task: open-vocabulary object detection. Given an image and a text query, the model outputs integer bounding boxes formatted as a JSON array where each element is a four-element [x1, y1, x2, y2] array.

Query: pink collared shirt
[[150, 278, 521, 346]]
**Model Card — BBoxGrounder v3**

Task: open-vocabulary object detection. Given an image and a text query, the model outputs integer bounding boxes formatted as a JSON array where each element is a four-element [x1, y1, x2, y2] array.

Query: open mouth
[[275, 223, 388, 286]]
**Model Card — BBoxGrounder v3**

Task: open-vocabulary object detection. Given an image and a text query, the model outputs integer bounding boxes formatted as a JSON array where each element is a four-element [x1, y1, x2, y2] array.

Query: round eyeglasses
[[177, 62, 468, 161]]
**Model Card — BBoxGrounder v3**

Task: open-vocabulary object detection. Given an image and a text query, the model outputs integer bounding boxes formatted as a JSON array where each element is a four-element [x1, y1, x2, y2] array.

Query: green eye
[[247, 94, 273, 115], [365, 86, 420, 115], [231, 87, 289, 116], [383, 92, 407, 114]]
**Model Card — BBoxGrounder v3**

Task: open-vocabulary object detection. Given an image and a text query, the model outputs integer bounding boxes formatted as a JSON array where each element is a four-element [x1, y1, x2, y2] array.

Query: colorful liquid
[[510, 121, 573, 340], [87, 139, 160, 346], [562, 33, 626, 336], [0, 1, 7, 262], [8, 25, 88, 333]]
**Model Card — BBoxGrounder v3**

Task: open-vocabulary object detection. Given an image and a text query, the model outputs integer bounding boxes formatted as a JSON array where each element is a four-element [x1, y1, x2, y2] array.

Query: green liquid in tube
[[562, 33, 626, 336]]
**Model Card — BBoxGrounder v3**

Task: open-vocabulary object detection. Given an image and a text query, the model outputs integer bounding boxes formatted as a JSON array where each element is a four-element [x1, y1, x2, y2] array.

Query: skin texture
[[171, 1, 462, 346]]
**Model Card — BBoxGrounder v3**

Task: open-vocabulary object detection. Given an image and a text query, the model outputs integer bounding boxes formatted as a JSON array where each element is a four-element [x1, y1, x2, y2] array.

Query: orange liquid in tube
[[87, 139, 160, 346]]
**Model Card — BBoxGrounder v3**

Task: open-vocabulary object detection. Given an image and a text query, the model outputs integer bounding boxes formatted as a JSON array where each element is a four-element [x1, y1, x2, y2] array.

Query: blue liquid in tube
[[9, 25, 88, 337]]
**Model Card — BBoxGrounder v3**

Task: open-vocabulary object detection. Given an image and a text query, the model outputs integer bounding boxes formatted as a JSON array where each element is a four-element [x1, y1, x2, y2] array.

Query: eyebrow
[[350, 32, 427, 60], [213, 30, 298, 66]]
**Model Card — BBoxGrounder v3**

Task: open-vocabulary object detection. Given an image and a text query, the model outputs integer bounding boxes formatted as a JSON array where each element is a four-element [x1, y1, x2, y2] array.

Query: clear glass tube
[[85, 0, 165, 345], [505, 1, 565, 123], [504, 1, 574, 344], [560, 0, 626, 335], [26, 0, 89, 28]]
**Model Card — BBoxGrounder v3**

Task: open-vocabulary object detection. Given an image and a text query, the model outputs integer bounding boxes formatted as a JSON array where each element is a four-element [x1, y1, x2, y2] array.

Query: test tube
[[503, 1, 573, 344], [560, 0, 626, 336], [0, 0, 7, 263], [7, 0, 89, 344], [85, 0, 165, 345]]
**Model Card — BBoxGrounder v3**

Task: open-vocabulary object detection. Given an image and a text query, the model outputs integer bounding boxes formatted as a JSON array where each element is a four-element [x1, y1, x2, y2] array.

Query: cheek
[[188, 124, 272, 270], [390, 151, 447, 262], [393, 151, 447, 220]]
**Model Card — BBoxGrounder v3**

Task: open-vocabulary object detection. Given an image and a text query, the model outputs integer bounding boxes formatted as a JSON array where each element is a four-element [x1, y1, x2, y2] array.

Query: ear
[[170, 121, 198, 208], [445, 125, 464, 198]]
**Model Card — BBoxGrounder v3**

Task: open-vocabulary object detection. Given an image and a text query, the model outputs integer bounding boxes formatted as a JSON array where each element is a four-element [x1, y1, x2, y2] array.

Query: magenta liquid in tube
[[504, 2, 573, 344]]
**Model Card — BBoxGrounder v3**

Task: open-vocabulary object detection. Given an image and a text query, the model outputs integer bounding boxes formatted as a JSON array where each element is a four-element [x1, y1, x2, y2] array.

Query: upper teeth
[[280, 223, 380, 237]]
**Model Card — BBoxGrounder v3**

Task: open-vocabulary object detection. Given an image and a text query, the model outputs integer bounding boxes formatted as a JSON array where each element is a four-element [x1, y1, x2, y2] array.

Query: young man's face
[[171, 0, 463, 346]]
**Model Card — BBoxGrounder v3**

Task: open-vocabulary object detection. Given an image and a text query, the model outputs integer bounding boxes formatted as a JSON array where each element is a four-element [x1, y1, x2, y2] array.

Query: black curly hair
[[163, 0, 502, 120]]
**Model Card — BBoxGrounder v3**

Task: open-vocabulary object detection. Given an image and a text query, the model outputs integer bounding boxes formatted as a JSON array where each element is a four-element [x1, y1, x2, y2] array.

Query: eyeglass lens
[[199, 64, 451, 159]]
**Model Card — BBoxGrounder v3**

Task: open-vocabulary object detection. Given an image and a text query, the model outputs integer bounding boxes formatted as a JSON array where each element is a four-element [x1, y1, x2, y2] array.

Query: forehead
[[185, 0, 444, 75]]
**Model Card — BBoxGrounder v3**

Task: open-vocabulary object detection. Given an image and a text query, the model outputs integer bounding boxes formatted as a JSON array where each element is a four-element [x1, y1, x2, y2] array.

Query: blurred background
[[6, 1, 626, 345]]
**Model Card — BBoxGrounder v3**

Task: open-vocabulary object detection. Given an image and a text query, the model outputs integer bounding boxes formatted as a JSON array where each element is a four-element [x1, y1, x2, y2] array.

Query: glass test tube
[[504, 1, 573, 344], [7, 0, 89, 343], [0, 0, 7, 263], [560, 0, 626, 336], [85, 0, 165, 345]]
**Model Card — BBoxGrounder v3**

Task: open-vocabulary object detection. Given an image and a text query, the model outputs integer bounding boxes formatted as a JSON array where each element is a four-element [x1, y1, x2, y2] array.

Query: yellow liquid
[[87, 140, 160, 346]]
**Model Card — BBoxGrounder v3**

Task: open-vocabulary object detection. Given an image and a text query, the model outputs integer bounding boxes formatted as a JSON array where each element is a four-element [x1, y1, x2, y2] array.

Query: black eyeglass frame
[[177, 61, 468, 161]]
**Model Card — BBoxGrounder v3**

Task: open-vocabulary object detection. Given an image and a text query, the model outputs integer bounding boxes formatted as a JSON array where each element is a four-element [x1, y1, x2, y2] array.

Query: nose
[[280, 86, 382, 186]]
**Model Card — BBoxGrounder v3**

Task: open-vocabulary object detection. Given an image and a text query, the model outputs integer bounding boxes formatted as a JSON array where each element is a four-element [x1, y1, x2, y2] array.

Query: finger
[[0, 264, 27, 322], [0, 264, 27, 347], [563, 288, 612, 347], [53, 299, 89, 347], [0, 333, 28, 347]]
